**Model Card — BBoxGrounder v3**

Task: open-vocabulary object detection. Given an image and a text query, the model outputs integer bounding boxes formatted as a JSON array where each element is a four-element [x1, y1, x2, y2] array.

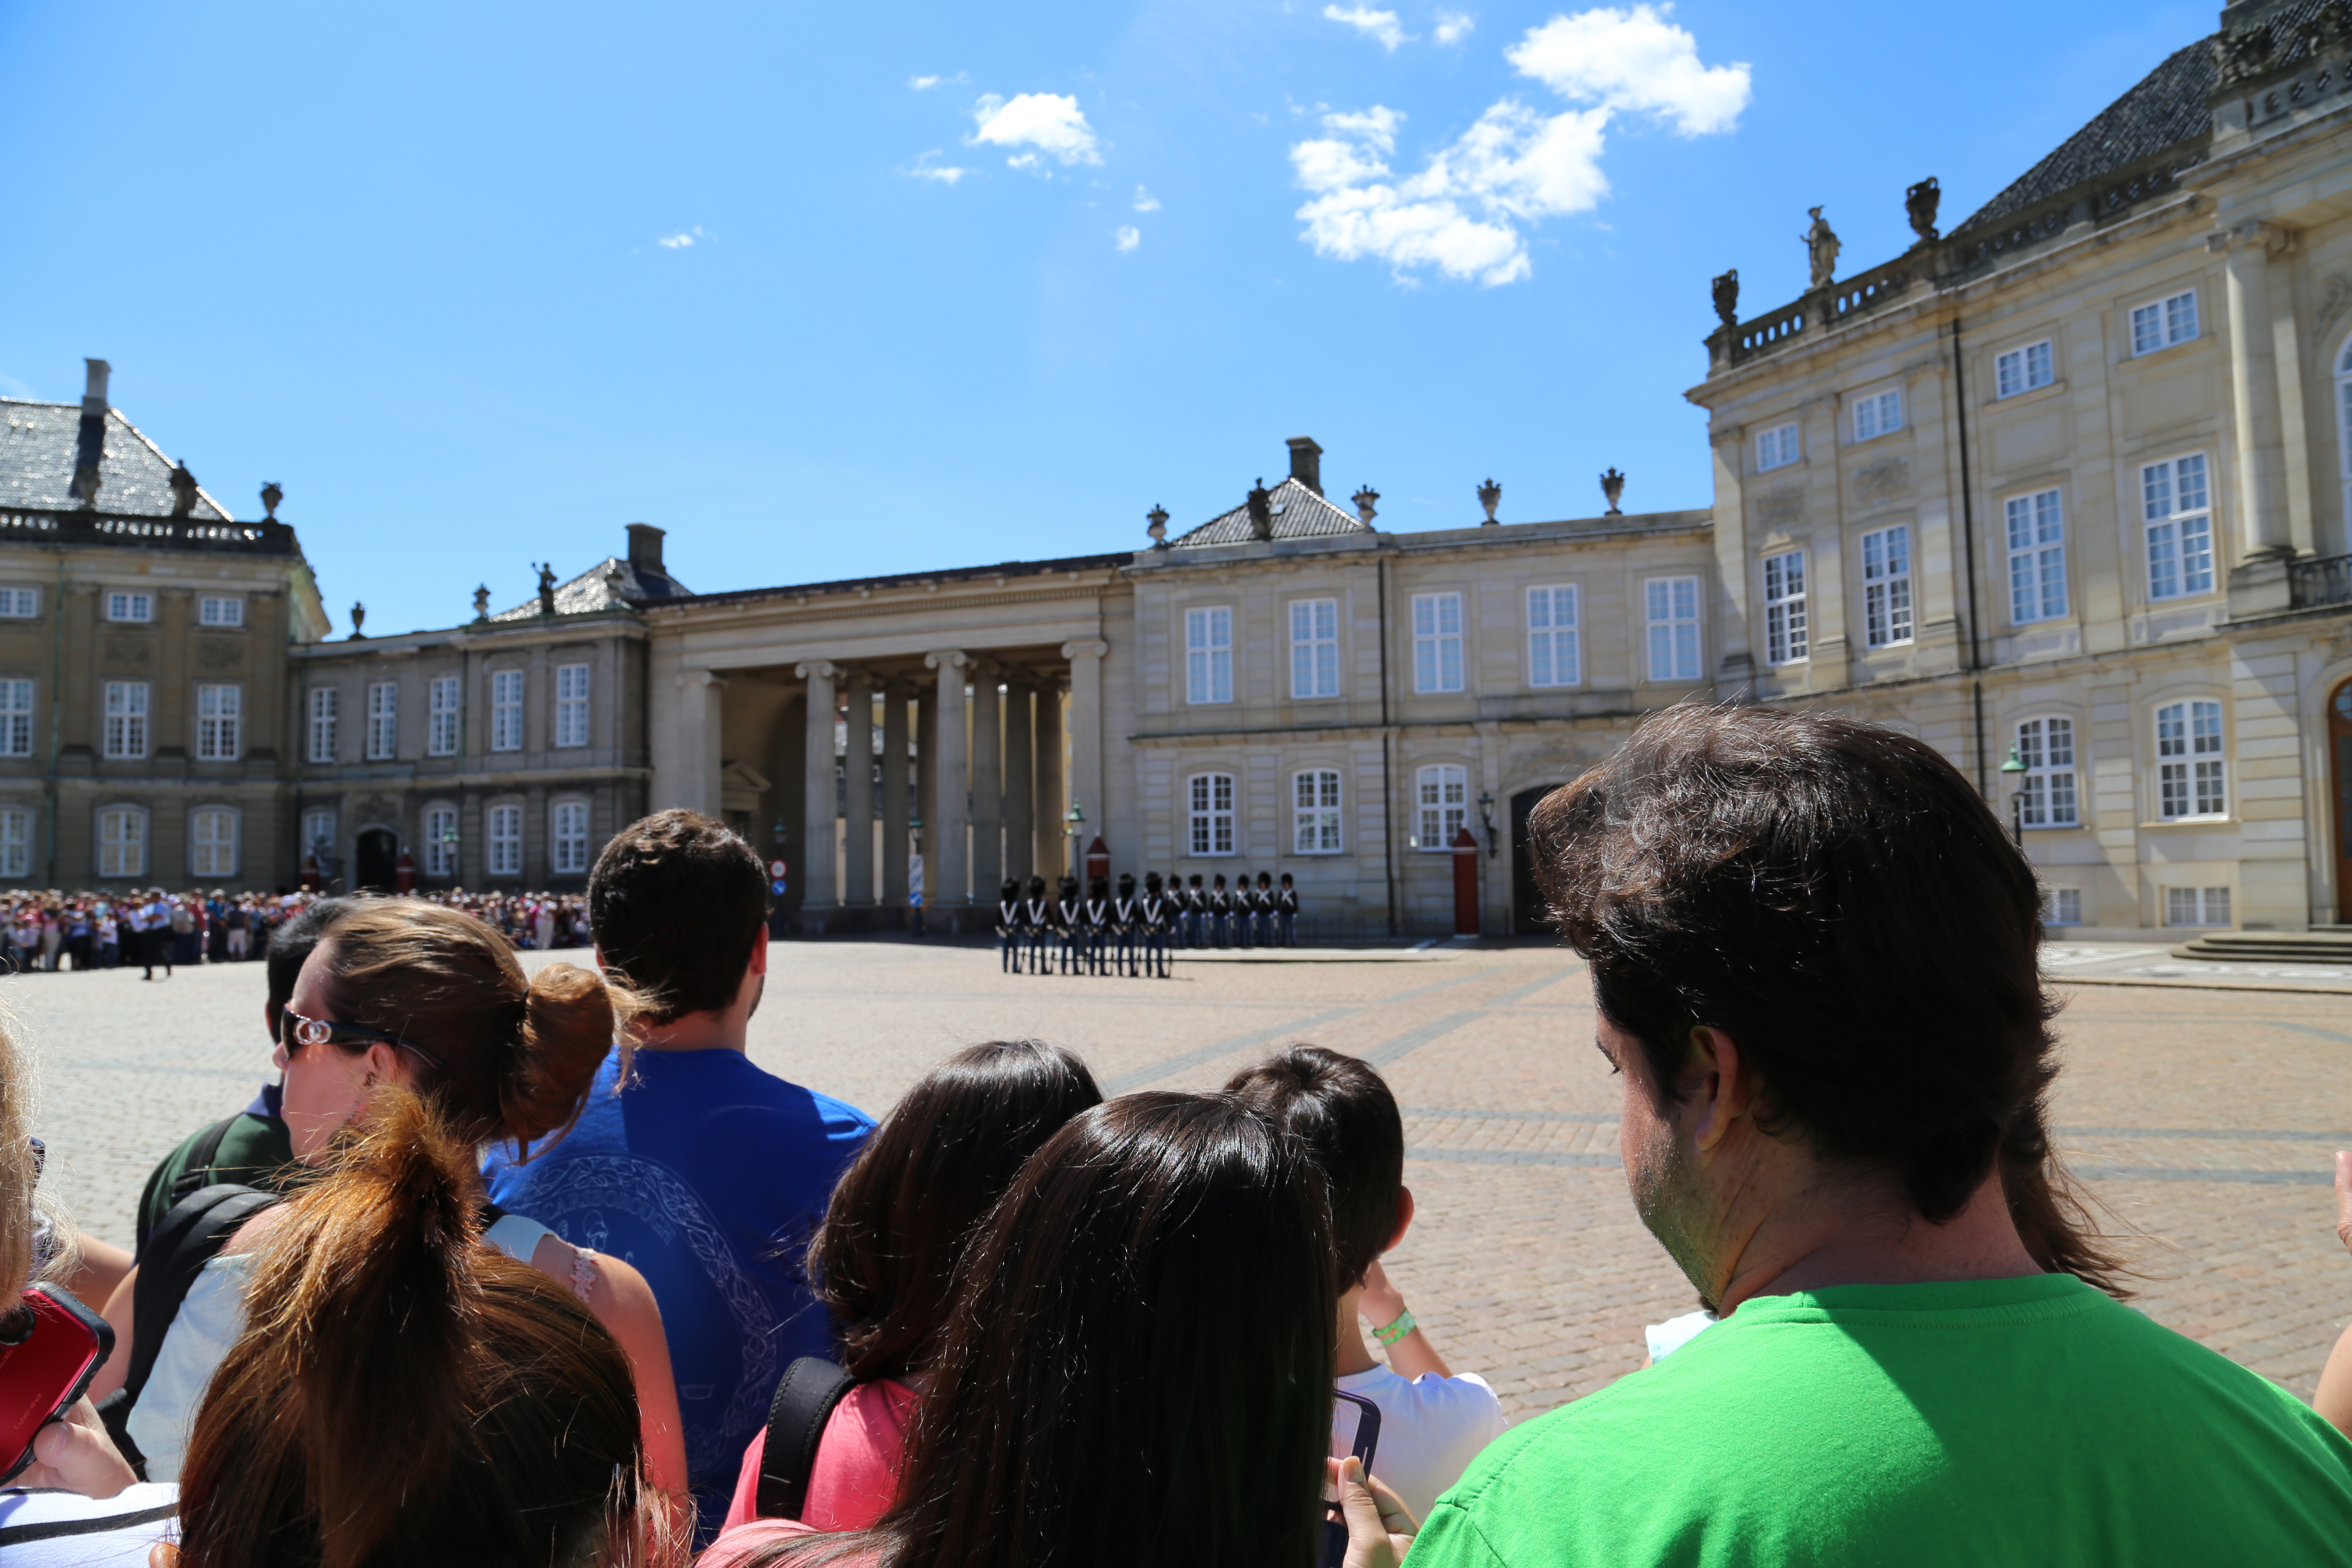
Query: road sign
[[772, 880, 788, 897], [769, 860, 787, 879]]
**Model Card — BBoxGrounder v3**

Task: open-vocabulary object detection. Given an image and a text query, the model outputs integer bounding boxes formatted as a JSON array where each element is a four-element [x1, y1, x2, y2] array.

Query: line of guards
[[996, 870, 1302, 976]]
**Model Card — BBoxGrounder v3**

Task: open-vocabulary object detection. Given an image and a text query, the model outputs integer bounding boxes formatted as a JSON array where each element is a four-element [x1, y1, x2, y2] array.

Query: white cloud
[[1115, 226, 1142, 252], [1324, 5, 1412, 49], [910, 74, 942, 90], [901, 150, 970, 184], [1505, 4, 1750, 136], [656, 226, 707, 249], [1433, 9, 1475, 44], [971, 92, 1102, 168], [1132, 185, 1161, 212]]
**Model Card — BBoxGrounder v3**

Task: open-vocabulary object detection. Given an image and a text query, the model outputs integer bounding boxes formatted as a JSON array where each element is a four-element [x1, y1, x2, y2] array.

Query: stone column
[[970, 666, 1002, 897], [1035, 680, 1065, 877], [881, 683, 910, 913], [2215, 221, 2293, 559], [1003, 680, 1034, 884], [794, 661, 838, 916], [915, 687, 937, 899], [925, 651, 969, 915], [841, 672, 874, 906], [1063, 640, 1108, 872], [673, 669, 727, 818]]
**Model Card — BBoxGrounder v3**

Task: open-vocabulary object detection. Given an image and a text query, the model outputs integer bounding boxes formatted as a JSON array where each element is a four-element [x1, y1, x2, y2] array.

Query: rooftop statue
[[1802, 206, 1840, 290]]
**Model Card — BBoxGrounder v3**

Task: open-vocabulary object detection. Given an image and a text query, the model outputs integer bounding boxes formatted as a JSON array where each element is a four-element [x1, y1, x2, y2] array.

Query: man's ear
[[1384, 1185, 1416, 1254], [748, 924, 770, 977], [1684, 1026, 1754, 1153]]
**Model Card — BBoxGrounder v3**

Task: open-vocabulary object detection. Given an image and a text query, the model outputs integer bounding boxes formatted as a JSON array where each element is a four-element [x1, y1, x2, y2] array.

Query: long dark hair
[[812, 1039, 1102, 1381], [757, 1093, 1337, 1568]]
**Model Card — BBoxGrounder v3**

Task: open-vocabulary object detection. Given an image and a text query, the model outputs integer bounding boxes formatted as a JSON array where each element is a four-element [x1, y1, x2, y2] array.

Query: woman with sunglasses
[[91, 898, 688, 1507]]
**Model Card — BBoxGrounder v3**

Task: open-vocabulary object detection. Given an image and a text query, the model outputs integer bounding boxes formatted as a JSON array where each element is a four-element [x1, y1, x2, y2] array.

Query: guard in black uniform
[[997, 879, 1024, 972], [1277, 873, 1300, 946], [1084, 877, 1112, 976], [1235, 872, 1256, 949], [1141, 872, 1172, 978], [1253, 871, 1276, 947], [1208, 875, 1231, 948], [1022, 876, 1054, 974], [1057, 876, 1086, 974], [1184, 874, 1206, 947], [1112, 873, 1139, 977]]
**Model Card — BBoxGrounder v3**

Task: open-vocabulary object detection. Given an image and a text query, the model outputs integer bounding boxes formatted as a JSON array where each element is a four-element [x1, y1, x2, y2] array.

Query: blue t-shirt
[[482, 1047, 872, 1524]]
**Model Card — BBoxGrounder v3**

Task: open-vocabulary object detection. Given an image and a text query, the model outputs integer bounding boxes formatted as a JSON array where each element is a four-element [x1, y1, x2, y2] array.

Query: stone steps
[[2169, 928, 2352, 963]]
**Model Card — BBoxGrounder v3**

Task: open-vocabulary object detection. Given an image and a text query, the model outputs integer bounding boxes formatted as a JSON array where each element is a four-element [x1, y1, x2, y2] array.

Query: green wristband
[[1373, 1308, 1416, 1347]]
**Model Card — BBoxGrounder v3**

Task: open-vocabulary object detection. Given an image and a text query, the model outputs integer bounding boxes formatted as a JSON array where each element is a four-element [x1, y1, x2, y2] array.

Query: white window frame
[[2130, 289, 2199, 356], [1292, 769, 1343, 855], [428, 675, 461, 757], [2004, 487, 2068, 625], [1850, 389, 1902, 443], [302, 808, 336, 862], [1288, 599, 1338, 701], [190, 806, 238, 879], [1185, 608, 1233, 706], [1526, 585, 1580, 688], [551, 799, 591, 875], [196, 683, 241, 762], [103, 681, 149, 760], [0, 589, 40, 620], [367, 681, 398, 760], [1186, 772, 1235, 856], [104, 591, 153, 624], [0, 808, 29, 880], [2141, 453, 2215, 601], [307, 686, 339, 764], [2015, 716, 2079, 829], [197, 595, 244, 628], [97, 805, 145, 879], [1644, 576, 1703, 683], [1414, 764, 1468, 851], [1412, 591, 1464, 695], [1859, 524, 1913, 650], [555, 663, 591, 748], [490, 669, 525, 752], [2164, 886, 2231, 928], [487, 802, 524, 877], [2043, 888, 2083, 927], [1755, 422, 1800, 472], [1762, 550, 1808, 665], [0, 680, 33, 759], [1996, 339, 2054, 398], [2156, 699, 2227, 821], [423, 804, 458, 878]]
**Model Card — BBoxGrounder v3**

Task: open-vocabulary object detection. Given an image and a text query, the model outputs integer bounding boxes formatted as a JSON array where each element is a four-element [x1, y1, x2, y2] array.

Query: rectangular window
[[197, 595, 244, 628], [98, 807, 144, 879], [0, 809, 28, 880], [2131, 289, 2199, 356], [0, 589, 39, 619], [0, 680, 32, 759], [488, 803, 524, 876], [2004, 488, 2068, 624], [1996, 340, 2054, 398], [303, 808, 335, 862], [2016, 717, 2079, 828], [555, 663, 591, 747], [1185, 608, 1233, 706], [1288, 600, 1338, 700], [2043, 888, 2083, 927], [2165, 886, 2231, 927], [1762, 551, 1808, 665], [196, 683, 241, 762], [1860, 525, 1913, 649], [490, 669, 525, 751], [429, 675, 461, 757], [1292, 769, 1343, 854], [551, 800, 591, 874], [1850, 389, 1902, 442], [2142, 454, 2214, 601], [1415, 764, 1468, 851], [1755, 422, 1800, 472], [1412, 592, 1464, 694], [2156, 699, 2226, 820], [1187, 773, 1235, 856], [1645, 576, 1703, 683], [103, 682, 149, 760], [423, 805, 458, 878], [367, 682, 398, 760], [190, 807, 238, 879], [1526, 585, 1580, 688], [307, 687, 338, 763], [104, 592, 153, 624]]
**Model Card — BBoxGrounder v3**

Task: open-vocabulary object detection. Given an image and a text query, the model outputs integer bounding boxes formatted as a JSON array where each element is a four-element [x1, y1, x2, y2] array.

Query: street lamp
[[1476, 790, 1498, 858], [1064, 801, 1086, 877], [1999, 746, 2029, 847]]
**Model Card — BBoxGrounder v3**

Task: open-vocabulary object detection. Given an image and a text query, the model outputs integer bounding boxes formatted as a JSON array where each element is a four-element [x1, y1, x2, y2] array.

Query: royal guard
[[1023, 876, 1054, 974], [1112, 873, 1139, 977], [1057, 876, 1086, 975], [997, 879, 1024, 974], [1141, 872, 1173, 978]]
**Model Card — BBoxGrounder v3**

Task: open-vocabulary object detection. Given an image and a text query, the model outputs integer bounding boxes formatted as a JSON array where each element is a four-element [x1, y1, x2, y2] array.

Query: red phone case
[[0, 1283, 115, 1485]]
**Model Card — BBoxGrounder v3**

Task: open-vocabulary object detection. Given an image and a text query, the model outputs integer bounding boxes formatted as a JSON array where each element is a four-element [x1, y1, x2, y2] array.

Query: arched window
[[550, 799, 591, 875], [190, 807, 239, 879], [423, 803, 459, 878], [2155, 699, 2227, 821], [1292, 770, 1342, 854], [2014, 717, 2078, 828], [487, 802, 524, 877], [1186, 773, 1234, 857], [1414, 764, 1468, 850], [97, 806, 146, 880]]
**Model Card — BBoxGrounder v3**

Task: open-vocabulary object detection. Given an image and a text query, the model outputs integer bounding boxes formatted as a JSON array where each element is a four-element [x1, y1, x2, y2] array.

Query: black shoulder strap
[[122, 1185, 282, 1408], [163, 1118, 239, 1211], [756, 1357, 857, 1521]]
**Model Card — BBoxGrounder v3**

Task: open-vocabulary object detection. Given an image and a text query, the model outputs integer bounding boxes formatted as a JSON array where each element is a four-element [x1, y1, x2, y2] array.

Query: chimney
[[1246, 480, 1273, 541], [69, 358, 110, 507], [1285, 436, 1323, 495], [626, 522, 667, 577]]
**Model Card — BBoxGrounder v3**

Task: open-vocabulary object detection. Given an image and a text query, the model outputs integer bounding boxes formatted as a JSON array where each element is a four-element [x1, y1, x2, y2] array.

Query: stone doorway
[[355, 828, 399, 893], [1510, 785, 1563, 935]]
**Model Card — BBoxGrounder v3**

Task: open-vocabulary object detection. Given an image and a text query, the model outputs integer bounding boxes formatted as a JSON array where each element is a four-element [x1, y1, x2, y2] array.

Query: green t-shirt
[[135, 1110, 302, 1252], [1410, 1275, 2352, 1567]]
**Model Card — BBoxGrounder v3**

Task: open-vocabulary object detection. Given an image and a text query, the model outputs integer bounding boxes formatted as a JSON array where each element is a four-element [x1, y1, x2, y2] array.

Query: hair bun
[[505, 963, 628, 1149]]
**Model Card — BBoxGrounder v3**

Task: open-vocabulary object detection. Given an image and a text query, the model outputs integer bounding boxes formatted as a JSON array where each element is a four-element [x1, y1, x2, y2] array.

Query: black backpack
[[755, 1356, 859, 1521]]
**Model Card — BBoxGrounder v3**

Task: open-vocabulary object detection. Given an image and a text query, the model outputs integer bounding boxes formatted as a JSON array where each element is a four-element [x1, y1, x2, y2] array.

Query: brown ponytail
[[175, 1091, 675, 1568]]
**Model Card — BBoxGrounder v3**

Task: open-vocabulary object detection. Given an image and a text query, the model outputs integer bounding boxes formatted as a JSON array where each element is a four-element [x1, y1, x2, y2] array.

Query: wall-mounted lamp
[[1998, 747, 2028, 847], [1476, 790, 1497, 858]]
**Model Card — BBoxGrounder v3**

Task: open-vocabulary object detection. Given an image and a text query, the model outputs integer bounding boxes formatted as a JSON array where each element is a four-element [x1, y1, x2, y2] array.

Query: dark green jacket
[[135, 1100, 306, 1254]]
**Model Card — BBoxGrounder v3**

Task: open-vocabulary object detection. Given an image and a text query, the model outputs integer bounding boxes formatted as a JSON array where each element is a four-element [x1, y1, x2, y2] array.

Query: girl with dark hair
[[704, 1093, 1418, 1568], [717, 1039, 1101, 1534]]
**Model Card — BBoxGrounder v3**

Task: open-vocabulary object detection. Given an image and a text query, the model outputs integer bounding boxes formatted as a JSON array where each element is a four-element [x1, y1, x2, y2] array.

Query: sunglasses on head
[[279, 1008, 442, 1070]]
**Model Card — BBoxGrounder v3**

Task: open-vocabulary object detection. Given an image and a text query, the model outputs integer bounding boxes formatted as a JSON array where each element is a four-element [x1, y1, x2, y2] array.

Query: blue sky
[[3, 1, 2212, 635]]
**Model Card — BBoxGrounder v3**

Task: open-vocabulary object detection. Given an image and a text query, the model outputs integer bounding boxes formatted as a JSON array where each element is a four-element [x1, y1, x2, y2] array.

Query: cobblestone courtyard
[[14, 940, 2352, 1418]]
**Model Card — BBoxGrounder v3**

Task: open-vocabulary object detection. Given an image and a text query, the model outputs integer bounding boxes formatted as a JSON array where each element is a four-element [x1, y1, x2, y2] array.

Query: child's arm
[[1360, 1259, 1453, 1381]]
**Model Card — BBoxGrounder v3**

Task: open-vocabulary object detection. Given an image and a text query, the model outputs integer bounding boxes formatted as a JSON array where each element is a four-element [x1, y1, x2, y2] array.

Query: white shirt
[[0, 1483, 176, 1564], [1333, 1364, 1508, 1521]]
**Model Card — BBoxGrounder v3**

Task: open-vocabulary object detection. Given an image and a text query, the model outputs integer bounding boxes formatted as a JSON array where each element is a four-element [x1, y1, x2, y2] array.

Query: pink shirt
[[718, 1378, 921, 1536]]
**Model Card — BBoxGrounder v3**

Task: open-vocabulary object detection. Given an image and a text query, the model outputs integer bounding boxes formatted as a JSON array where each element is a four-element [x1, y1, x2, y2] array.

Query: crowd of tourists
[[4, 707, 2352, 1565], [995, 869, 1302, 976]]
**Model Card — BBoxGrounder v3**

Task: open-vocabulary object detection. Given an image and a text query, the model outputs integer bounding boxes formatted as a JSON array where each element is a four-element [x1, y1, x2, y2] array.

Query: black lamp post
[[1476, 790, 1498, 858], [1999, 746, 2029, 847]]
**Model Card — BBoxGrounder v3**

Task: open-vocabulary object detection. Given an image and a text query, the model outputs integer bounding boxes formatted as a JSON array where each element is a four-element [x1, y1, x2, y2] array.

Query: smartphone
[[1323, 1390, 1384, 1568], [0, 1283, 115, 1486]]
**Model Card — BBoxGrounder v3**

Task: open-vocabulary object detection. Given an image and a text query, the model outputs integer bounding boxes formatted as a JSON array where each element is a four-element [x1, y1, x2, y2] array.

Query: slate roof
[[1958, 38, 2218, 233], [491, 555, 693, 621], [1169, 478, 1371, 547], [0, 399, 236, 520]]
